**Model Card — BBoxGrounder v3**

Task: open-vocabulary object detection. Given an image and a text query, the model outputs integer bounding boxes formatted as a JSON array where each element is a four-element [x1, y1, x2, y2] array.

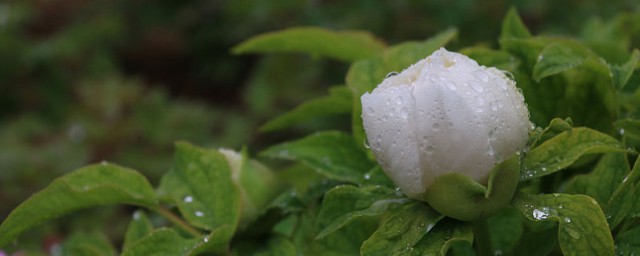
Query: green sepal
[[423, 153, 521, 221]]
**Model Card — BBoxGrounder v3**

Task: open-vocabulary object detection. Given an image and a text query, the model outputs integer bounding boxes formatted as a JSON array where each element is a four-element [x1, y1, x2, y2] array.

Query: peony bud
[[361, 48, 530, 219], [218, 149, 282, 228]]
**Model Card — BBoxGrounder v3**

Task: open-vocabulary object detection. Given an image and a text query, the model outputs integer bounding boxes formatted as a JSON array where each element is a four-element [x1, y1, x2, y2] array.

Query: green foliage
[[360, 203, 443, 256], [261, 131, 375, 183], [260, 86, 352, 132], [158, 142, 241, 232], [232, 27, 386, 62], [513, 193, 615, 256], [62, 231, 117, 256], [0, 163, 158, 247], [521, 127, 627, 180], [3, 5, 640, 256]]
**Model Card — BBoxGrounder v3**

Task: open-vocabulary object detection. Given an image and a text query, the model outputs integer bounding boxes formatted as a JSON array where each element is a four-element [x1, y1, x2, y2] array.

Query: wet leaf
[[0, 163, 158, 247], [521, 127, 626, 181], [361, 203, 443, 256], [232, 27, 386, 62], [261, 131, 375, 183], [513, 193, 614, 256], [260, 86, 352, 132], [316, 185, 407, 239]]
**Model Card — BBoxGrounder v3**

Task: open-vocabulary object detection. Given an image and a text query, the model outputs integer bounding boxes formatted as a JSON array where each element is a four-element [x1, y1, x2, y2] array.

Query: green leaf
[[0, 163, 158, 247], [62, 231, 117, 256], [232, 27, 386, 62], [521, 127, 626, 181], [158, 142, 241, 234], [532, 42, 589, 81], [254, 236, 297, 256], [614, 118, 640, 141], [606, 155, 640, 229], [616, 226, 640, 255], [347, 28, 458, 147], [362, 166, 395, 188], [410, 219, 473, 256], [460, 47, 520, 71], [261, 131, 375, 183], [425, 154, 521, 221], [487, 208, 524, 253], [121, 228, 199, 256], [500, 7, 531, 40], [361, 202, 443, 256], [609, 49, 640, 90], [513, 193, 615, 256], [565, 153, 630, 207], [509, 224, 558, 256], [308, 218, 378, 256], [316, 185, 408, 239], [260, 86, 352, 132], [123, 210, 154, 250]]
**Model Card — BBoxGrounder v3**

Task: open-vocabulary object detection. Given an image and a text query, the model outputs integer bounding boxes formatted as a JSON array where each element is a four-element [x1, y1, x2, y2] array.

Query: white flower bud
[[361, 48, 530, 200]]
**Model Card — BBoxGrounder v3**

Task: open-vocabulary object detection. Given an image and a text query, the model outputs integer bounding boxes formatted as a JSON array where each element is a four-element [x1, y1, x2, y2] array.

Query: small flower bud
[[219, 149, 281, 228], [361, 48, 530, 219]]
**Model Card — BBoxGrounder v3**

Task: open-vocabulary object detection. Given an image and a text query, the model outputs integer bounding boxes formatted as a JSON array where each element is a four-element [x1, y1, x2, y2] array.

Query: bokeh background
[[0, 0, 638, 254]]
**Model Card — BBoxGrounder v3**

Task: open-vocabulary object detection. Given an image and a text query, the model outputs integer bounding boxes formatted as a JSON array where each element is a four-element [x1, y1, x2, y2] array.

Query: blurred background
[[0, 0, 638, 254]]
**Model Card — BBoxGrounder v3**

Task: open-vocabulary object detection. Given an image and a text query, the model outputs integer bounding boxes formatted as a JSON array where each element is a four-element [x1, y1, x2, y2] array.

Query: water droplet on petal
[[470, 81, 485, 92], [425, 145, 435, 155], [445, 81, 457, 90], [473, 70, 490, 82], [399, 107, 408, 119], [366, 107, 376, 116], [490, 101, 499, 111]]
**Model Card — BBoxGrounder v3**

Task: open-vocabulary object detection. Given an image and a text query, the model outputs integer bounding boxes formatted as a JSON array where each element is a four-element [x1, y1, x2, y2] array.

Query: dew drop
[[619, 128, 625, 135], [399, 107, 409, 119], [183, 196, 194, 203], [425, 145, 435, 155], [394, 189, 404, 197], [203, 237, 209, 243], [564, 217, 571, 223], [195, 211, 205, 217], [473, 70, 490, 82], [364, 173, 371, 180], [445, 81, 457, 91], [133, 211, 142, 220], [386, 71, 399, 78], [101, 161, 108, 166], [532, 208, 549, 220], [490, 101, 500, 111], [366, 107, 376, 116], [470, 81, 485, 92]]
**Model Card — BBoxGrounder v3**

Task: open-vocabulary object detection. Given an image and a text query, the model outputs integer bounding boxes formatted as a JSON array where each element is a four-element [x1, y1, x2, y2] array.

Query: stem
[[153, 206, 203, 237], [473, 219, 494, 256]]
